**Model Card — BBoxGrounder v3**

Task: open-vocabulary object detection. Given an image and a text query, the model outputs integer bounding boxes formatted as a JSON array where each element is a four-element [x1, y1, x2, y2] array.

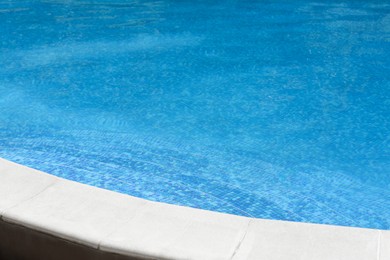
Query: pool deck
[[0, 157, 389, 260]]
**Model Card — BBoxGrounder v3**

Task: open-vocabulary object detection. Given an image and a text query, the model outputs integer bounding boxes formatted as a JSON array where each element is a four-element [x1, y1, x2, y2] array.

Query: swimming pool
[[0, 0, 389, 230]]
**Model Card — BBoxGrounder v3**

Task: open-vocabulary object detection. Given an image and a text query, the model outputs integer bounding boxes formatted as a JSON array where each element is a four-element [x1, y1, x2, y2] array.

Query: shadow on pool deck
[[0, 219, 148, 260]]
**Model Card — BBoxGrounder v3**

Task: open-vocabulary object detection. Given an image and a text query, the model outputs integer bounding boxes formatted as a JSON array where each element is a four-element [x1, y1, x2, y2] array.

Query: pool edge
[[0, 157, 388, 260]]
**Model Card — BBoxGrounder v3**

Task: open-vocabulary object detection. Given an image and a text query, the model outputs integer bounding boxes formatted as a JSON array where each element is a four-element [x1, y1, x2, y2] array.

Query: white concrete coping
[[0, 157, 389, 260]]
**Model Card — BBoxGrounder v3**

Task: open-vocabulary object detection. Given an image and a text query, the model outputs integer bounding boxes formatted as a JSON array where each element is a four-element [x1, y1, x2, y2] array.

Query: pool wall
[[0, 157, 389, 260]]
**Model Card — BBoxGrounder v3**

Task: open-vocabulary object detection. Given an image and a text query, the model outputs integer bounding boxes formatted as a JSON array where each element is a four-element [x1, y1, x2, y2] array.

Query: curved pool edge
[[0, 157, 388, 260]]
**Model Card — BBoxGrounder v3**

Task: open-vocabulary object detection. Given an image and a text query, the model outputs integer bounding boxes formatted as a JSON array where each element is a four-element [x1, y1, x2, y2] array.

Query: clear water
[[1, 0, 389, 229]]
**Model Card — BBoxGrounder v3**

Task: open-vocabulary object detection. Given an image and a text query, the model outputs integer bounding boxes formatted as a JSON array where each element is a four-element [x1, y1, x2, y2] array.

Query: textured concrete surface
[[0, 158, 388, 260]]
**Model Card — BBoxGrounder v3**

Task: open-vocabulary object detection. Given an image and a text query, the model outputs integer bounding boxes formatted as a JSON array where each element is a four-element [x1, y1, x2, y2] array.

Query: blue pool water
[[0, 0, 389, 229]]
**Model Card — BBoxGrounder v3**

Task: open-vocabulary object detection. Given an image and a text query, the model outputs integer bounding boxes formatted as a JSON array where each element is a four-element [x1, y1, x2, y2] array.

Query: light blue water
[[1, 0, 389, 229]]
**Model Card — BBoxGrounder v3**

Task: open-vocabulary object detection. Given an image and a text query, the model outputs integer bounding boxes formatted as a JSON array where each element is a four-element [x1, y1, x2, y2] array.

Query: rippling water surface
[[1, 0, 389, 229]]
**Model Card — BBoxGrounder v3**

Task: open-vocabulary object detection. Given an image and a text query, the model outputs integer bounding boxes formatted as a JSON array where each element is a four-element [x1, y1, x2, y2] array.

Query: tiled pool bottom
[[1, 158, 389, 260], [1, 0, 389, 231], [1, 128, 389, 230]]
